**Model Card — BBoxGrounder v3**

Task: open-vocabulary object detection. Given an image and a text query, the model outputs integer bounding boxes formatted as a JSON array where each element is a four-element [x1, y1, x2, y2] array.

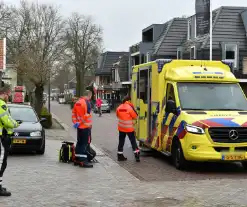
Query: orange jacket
[[72, 97, 92, 129], [116, 101, 138, 132]]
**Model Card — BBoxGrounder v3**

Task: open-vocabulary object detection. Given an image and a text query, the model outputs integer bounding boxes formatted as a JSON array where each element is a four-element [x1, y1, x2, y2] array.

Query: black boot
[[118, 153, 127, 161], [74, 160, 79, 166], [78, 161, 93, 168], [0, 186, 11, 196], [134, 152, 140, 162]]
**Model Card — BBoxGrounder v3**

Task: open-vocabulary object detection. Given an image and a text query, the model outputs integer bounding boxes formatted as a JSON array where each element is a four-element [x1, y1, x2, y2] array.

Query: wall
[[2, 67, 17, 89]]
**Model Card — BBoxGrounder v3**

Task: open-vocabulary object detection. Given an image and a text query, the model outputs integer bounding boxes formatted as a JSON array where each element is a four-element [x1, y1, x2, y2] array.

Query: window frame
[[190, 46, 196, 60], [166, 83, 175, 103], [187, 20, 192, 40], [221, 42, 239, 70], [177, 48, 183, 59], [225, 44, 237, 68], [111, 69, 115, 82]]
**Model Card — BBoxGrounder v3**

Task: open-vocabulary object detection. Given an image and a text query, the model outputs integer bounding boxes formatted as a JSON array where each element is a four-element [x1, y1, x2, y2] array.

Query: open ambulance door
[[136, 66, 152, 146], [131, 71, 138, 133]]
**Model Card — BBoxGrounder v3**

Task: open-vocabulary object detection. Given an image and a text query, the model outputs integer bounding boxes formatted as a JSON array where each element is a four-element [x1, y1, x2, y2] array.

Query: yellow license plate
[[13, 139, 26, 144], [222, 154, 245, 161]]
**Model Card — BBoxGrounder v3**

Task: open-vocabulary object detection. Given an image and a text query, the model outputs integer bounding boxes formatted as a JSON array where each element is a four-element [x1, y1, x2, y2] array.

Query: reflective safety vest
[[116, 101, 138, 133], [72, 97, 92, 129], [0, 99, 18, 136]]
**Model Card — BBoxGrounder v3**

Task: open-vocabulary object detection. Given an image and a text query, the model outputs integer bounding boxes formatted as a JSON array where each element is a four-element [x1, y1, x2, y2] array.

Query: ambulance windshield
[[177, 82, 247, 111]]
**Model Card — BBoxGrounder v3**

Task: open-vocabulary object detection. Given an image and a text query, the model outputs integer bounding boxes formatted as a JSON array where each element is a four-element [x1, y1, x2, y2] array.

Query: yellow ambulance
[[131, 59, 247, 170]]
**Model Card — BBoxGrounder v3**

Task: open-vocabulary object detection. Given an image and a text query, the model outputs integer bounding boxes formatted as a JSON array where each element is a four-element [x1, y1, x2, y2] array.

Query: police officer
[[72, 90, 93, 168], [0, 83, 19, 196], [116, 96, 140, 162]]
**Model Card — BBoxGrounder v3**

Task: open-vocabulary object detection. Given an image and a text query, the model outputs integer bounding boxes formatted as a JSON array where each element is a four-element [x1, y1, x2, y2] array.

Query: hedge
[[40, 106, 52, 129]]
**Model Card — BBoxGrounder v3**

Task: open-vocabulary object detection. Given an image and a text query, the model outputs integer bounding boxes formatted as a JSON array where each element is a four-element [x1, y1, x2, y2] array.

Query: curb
[[51, 113, 69, 131], [51, 112, 105, 156]]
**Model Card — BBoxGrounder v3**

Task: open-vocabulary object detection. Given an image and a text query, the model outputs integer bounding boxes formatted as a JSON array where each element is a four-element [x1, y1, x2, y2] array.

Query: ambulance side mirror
[[165, 100, 177, 116]]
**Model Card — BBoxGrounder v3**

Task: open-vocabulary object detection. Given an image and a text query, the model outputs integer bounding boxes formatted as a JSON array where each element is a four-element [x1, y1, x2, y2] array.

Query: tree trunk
[[34, 84, 44, 117], [76, 68, 80, 97], [80, 67, 85, 96]]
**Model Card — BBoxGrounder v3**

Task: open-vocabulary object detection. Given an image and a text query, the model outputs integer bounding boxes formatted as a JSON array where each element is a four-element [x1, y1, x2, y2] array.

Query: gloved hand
[[73, 122, 80, 129]]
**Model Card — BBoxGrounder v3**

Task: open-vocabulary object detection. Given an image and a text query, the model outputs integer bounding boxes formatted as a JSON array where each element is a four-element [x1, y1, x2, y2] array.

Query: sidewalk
[[43, 113, 247, 207]]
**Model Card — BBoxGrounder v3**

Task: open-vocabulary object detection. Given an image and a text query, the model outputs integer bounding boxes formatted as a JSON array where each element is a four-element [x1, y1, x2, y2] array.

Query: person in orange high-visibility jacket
[[116, 96, 140, 162], [72, 90, 93, 168]]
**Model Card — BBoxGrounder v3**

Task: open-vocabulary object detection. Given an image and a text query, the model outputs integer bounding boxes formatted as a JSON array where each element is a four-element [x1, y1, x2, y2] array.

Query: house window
[[146, 52, 150, 62], [190, 46, 196, 60], [115, 68, 119, 82], [187, 20, 192, 40], [177, 49, 182, 59], [112, 69, 115, 82], [225, 44, 238, 68]]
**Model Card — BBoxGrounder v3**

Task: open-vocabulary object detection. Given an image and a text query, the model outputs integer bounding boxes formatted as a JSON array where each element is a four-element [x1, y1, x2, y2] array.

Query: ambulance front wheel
[[241, 161, 247, 170], [171, 138, 188, 170]]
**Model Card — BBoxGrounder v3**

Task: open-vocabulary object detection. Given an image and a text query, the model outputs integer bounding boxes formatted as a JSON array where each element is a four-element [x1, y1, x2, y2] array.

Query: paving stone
[[2, 101, 241, 206]]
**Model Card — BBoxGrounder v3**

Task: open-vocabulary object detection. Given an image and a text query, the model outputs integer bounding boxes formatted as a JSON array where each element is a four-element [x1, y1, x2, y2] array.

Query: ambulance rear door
[[131, 71, 138, 132], [136, 65, 152, 144]]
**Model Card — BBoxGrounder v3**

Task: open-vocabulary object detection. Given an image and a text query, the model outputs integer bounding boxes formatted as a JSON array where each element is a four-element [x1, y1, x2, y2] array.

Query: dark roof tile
[[95, 51, 129, 75]]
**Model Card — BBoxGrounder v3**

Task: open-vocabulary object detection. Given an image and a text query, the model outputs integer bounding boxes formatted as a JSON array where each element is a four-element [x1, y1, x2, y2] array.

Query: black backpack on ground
[[59, 141, 75, 163]]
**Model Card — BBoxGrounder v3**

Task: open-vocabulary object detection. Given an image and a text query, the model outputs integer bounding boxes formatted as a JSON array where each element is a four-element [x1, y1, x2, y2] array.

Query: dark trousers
[[0, 136, 8, 187], [75, 128, 90, 162], [118, 131, 139, 153], [98, 107, 102, 116]]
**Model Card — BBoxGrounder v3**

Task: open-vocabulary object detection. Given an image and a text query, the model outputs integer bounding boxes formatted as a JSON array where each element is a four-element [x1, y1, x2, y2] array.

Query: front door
[[161, 82, 177, 153]]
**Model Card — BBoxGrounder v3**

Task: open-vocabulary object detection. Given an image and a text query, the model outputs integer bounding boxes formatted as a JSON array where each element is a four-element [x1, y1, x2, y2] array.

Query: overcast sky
[[5, 0, 247, 51]]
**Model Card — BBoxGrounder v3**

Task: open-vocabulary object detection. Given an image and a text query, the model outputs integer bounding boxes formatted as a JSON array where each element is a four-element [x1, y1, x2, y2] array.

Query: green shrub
[[40, 106, 52, 129]]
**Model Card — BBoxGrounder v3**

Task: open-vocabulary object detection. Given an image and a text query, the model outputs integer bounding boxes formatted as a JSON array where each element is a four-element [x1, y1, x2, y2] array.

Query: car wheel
[[107, 110, 110, 113], [171, 138, 188, 170], [37, 139, 45, 155]]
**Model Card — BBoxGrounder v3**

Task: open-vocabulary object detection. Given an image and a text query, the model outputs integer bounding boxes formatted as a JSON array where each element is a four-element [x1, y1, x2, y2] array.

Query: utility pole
[[209, 0, 213, 60]]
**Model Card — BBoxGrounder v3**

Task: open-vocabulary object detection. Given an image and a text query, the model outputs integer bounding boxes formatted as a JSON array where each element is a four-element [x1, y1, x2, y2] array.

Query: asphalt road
[[50, 101, 247, 182]]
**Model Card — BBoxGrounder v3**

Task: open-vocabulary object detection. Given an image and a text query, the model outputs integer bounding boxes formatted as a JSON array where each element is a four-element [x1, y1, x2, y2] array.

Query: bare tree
[[64, 13, 103, 97], [6, 1, 64, 115], [51, 61, 74, 92]]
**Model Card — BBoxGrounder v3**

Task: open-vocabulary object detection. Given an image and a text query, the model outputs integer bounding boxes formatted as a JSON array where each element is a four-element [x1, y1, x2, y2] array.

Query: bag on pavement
[[59, 141, 75, 163], [87, 144, 96, 162]]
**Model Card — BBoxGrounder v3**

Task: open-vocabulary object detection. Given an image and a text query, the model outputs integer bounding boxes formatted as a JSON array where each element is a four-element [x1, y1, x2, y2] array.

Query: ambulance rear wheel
[[172, 138, 188, 170]]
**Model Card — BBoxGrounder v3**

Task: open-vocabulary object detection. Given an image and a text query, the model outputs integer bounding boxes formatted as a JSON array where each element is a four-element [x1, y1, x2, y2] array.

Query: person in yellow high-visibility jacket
[[0, 82, 19, 196]]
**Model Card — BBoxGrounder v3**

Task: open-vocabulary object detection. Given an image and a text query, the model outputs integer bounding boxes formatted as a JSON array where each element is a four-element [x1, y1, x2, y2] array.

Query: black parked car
[[7, 104, 46, 154]]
